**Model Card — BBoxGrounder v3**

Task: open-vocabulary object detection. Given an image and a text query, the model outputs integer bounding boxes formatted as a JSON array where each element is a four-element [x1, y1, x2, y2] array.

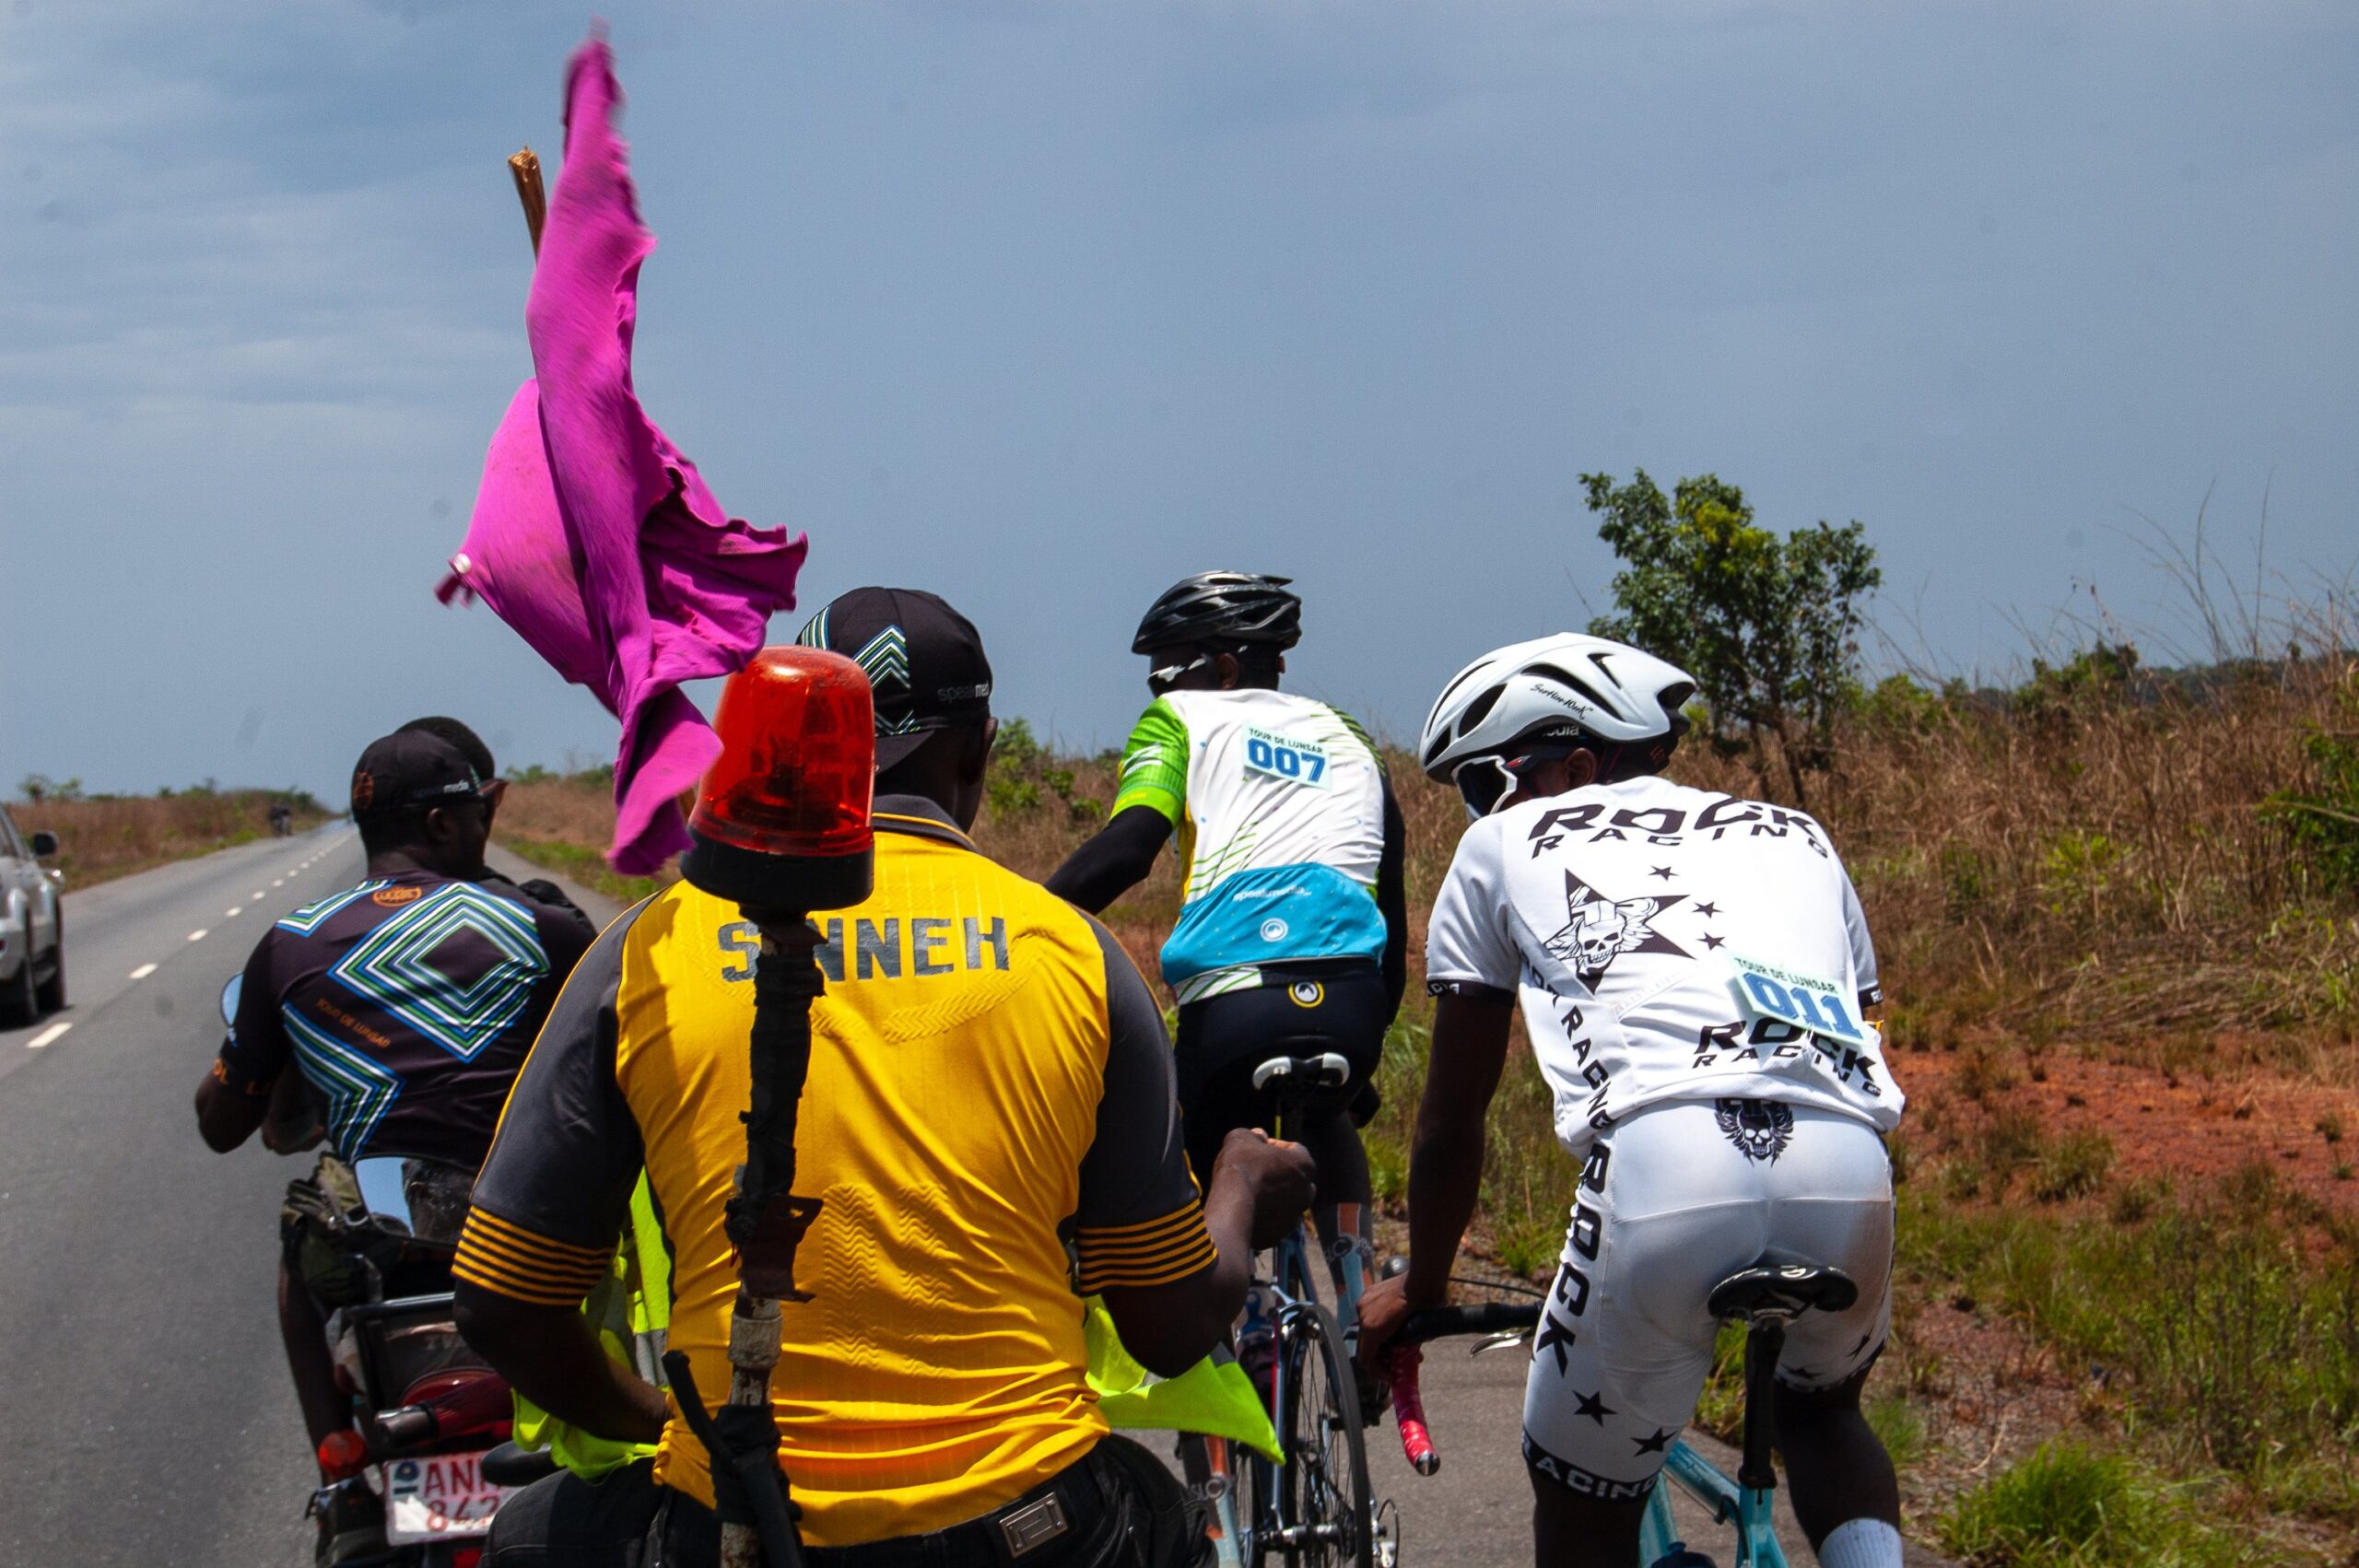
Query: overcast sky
[[3, 1, 2352, 798]]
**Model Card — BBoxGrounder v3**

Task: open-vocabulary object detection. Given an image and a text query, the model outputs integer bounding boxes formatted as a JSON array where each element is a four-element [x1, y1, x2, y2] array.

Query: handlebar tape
[[1385, 1344, 1439, 1476]]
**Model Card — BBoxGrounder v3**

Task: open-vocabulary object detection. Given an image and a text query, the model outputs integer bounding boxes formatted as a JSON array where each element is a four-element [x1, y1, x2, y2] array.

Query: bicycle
[[1193, 1052, 1391, 1568], [1385, 1255, 1858, 1568]]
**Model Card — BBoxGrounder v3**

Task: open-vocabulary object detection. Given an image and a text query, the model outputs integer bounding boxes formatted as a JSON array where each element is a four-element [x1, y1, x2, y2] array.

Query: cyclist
[[1047, 571, 1408, 1296], [1357, 633, 1907, 1568], [194, 726, 594, 1565]]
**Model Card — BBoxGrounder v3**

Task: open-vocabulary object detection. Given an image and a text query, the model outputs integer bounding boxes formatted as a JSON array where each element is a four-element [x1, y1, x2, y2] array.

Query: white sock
[[1816, 1516, 1903, 1568]]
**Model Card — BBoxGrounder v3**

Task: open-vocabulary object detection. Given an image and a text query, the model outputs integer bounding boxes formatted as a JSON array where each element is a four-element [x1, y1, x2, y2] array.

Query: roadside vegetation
[[9, 777, 328, 888], [495, 483, 2359, 1560]]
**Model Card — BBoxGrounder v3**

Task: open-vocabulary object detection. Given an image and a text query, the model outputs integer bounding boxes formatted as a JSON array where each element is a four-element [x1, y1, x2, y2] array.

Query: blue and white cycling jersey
[[1112, 688, 1388, 1002]]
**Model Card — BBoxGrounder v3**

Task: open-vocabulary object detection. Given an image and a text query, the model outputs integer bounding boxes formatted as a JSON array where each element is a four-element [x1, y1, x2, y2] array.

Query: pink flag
[[439, 31, 805, 875]]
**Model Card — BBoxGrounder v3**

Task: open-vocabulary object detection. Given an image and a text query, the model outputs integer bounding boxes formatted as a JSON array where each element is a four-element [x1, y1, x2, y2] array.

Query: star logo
[[1633, 1427, 1676, 1456], [1649, 865, 1674, 882], [1702, 933, 1726, 951], [1694, 901, 1719, 918], [1574, 1389, 1614, 1426]]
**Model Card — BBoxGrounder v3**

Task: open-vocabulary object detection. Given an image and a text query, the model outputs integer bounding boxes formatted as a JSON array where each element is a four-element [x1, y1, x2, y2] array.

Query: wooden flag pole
[[509, 147, 547, 254]]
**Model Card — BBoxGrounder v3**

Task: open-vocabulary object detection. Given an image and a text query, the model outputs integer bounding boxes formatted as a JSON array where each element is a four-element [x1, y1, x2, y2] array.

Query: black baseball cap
[[349, 730, 487, 820], [795, 587, 994, 769]]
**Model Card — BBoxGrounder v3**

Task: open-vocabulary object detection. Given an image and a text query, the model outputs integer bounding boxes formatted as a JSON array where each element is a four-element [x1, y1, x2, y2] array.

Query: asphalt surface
[[0, 828, 1946, 1566], [0, 825, 363, 1567]]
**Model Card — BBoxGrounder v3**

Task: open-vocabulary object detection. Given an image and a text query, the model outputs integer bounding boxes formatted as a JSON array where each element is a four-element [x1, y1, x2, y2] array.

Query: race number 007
[[1245, 731, 1327, 786]]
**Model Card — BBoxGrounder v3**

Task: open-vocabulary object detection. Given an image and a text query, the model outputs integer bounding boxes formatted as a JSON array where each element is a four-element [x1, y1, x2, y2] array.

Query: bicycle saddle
[[1707, 1256, 1858, 1324], [1250, 1053, 1353, 1093]]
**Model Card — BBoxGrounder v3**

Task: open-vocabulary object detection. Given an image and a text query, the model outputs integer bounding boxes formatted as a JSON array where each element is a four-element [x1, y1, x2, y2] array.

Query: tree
[[1582, 469, 1880, 804]]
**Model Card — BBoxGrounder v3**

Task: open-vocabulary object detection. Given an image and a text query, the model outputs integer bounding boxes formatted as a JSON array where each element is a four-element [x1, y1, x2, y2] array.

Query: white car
[[0, 804, 64, 1025]]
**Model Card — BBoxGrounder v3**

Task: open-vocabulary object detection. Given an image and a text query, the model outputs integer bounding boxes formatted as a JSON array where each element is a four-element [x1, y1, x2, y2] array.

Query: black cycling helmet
[[1131, 571, 1303, 655]]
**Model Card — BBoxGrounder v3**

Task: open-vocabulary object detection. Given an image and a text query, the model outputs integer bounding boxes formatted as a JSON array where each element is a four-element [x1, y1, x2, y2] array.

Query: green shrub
[[2262, 672, 2359, 895], [988, 719, 1100, 825], [2029, 1130, 2116, 1203], [1492, 1215, 1562, 1281], [1940, 1440, 2279, 1567], [1941, 1442, 2161, 1565], [1865, 1392, 1927, 1472]]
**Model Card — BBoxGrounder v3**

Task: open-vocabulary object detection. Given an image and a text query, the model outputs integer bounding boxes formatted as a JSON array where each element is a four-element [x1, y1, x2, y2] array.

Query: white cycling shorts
[[1520, 1098, 1893, 1502]]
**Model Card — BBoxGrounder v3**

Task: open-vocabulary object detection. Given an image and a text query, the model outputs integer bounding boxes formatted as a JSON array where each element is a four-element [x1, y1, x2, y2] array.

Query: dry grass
[[495, 772, 677, 905], [11, 790, 329, 889], [1679, 654, 2359, 1046]]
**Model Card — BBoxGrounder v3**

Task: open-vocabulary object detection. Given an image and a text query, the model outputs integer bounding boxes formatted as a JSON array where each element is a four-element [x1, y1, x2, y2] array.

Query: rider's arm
[[1837, 855, 1883, 1012], [1078, 920, 1315, 1375], [451, 910, 663, 1441], [453, 1290, 668, 1443], [1045, 806, 1172, 915], [1375, 771, 1409, 1017], [1401, 988, 1515, 1308], [1045, 699, 1188, 914], [1357, 818, 1524, 1356], [194, 940, 289, 1153], [259, 1068, 324, 1154]]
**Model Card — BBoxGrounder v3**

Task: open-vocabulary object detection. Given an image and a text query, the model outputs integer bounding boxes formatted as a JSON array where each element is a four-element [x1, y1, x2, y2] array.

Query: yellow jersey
[[457, 797, 1213, 1547]]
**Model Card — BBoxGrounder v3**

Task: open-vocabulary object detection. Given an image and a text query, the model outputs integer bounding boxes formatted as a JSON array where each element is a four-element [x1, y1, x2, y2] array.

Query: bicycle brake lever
[[1470, 1331, 1531, 1358]]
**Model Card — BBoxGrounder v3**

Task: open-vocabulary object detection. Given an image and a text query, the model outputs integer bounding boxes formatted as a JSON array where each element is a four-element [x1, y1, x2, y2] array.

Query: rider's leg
[[277, 1258, 349, 1459], [1760, 1107, 1901, 1562], [1295, 1106, 1374, 1297], [1774, 1365, 1901, 1560], [1531, 1482, 1645, 1568]]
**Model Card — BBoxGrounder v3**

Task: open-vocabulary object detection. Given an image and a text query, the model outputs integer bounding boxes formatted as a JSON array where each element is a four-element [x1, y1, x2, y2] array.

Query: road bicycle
[[1387, 1256, 1859, 1568], [1194, 1052, 1391, 1568]]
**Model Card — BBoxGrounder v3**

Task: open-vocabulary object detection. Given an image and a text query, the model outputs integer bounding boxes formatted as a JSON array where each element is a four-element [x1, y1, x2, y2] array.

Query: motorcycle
[[223, 977, 557, 1565]]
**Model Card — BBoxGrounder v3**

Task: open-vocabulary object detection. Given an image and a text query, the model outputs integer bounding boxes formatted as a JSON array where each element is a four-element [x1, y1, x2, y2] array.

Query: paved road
[[0, 825, 363, 1567], [0, 829, 1942, 1566]]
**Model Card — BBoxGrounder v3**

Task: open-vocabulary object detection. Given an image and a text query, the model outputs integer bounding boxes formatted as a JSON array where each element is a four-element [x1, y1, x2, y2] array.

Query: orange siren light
[[681, 647, 876, 912]]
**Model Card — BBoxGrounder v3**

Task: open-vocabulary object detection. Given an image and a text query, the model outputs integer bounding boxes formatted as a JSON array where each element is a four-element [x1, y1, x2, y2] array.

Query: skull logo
[[1541, 872, 1686, 983]]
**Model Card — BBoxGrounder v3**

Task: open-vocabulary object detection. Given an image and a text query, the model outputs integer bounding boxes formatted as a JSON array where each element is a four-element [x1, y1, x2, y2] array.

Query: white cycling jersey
[[1113, 687, 1389, 1003], [1426, 774, 1902, 1158]]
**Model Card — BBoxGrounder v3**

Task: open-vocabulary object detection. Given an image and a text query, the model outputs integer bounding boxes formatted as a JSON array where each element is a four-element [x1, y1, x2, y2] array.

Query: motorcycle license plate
[[381, 1454, 514, 1543]]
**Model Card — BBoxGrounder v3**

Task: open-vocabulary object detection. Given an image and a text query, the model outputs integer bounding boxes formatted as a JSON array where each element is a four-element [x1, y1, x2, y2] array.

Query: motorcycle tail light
[[683, 647, 876, 912], [317, 1429, 370, 1481]]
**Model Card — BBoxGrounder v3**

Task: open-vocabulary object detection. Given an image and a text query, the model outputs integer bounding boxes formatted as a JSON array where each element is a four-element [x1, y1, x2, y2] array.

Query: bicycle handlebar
[[1383, 1302, 1543, 1477], [1400, 1302, 1542, 1342]]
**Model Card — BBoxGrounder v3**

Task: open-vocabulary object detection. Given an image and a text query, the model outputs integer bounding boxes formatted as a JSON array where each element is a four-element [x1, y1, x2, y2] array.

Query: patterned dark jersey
[[215, 871, 594, 1169]]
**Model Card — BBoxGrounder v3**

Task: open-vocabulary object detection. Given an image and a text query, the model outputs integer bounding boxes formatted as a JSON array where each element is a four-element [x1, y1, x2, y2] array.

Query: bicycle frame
[[1203, 1055, 1383, 1568], [1640, 1445, 1788, 1568]]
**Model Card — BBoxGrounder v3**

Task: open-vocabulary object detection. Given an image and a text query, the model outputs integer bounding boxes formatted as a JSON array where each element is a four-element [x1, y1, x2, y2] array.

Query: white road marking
[[26, 1022, 71, 1049], [188, 929, 208, 942], [253, 890, 266, 899], [129, 963, 158, 980], [225, 907, 242, 918]]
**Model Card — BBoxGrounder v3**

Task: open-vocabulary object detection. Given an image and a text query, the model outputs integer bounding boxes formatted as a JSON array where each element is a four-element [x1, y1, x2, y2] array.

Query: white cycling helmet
[[1420, 633, 1697, 818]]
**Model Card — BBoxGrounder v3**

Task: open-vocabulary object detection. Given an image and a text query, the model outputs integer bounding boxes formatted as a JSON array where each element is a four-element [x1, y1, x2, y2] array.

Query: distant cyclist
[[1357, 633, 1907, 1568], [1048, 571, 1408, 1293]]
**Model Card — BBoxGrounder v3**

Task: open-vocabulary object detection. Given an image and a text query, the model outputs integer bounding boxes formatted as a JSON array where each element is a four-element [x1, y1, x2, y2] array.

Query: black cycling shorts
[[1173, 965, 1389, 1190]]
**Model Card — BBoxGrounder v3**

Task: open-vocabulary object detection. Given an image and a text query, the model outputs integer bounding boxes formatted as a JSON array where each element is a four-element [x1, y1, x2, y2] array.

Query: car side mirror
[[28, 831, 58, 858]]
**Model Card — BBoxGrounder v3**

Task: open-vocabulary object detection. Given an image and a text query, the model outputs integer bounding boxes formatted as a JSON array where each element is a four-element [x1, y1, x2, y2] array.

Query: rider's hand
[[1213, 1127, 1318, 1250], [1356, 1270, 1415, 1364]]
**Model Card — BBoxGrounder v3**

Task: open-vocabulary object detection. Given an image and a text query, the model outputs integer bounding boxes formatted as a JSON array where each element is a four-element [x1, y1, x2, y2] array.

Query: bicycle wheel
[[1272, 1302, 1376, 1568]]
